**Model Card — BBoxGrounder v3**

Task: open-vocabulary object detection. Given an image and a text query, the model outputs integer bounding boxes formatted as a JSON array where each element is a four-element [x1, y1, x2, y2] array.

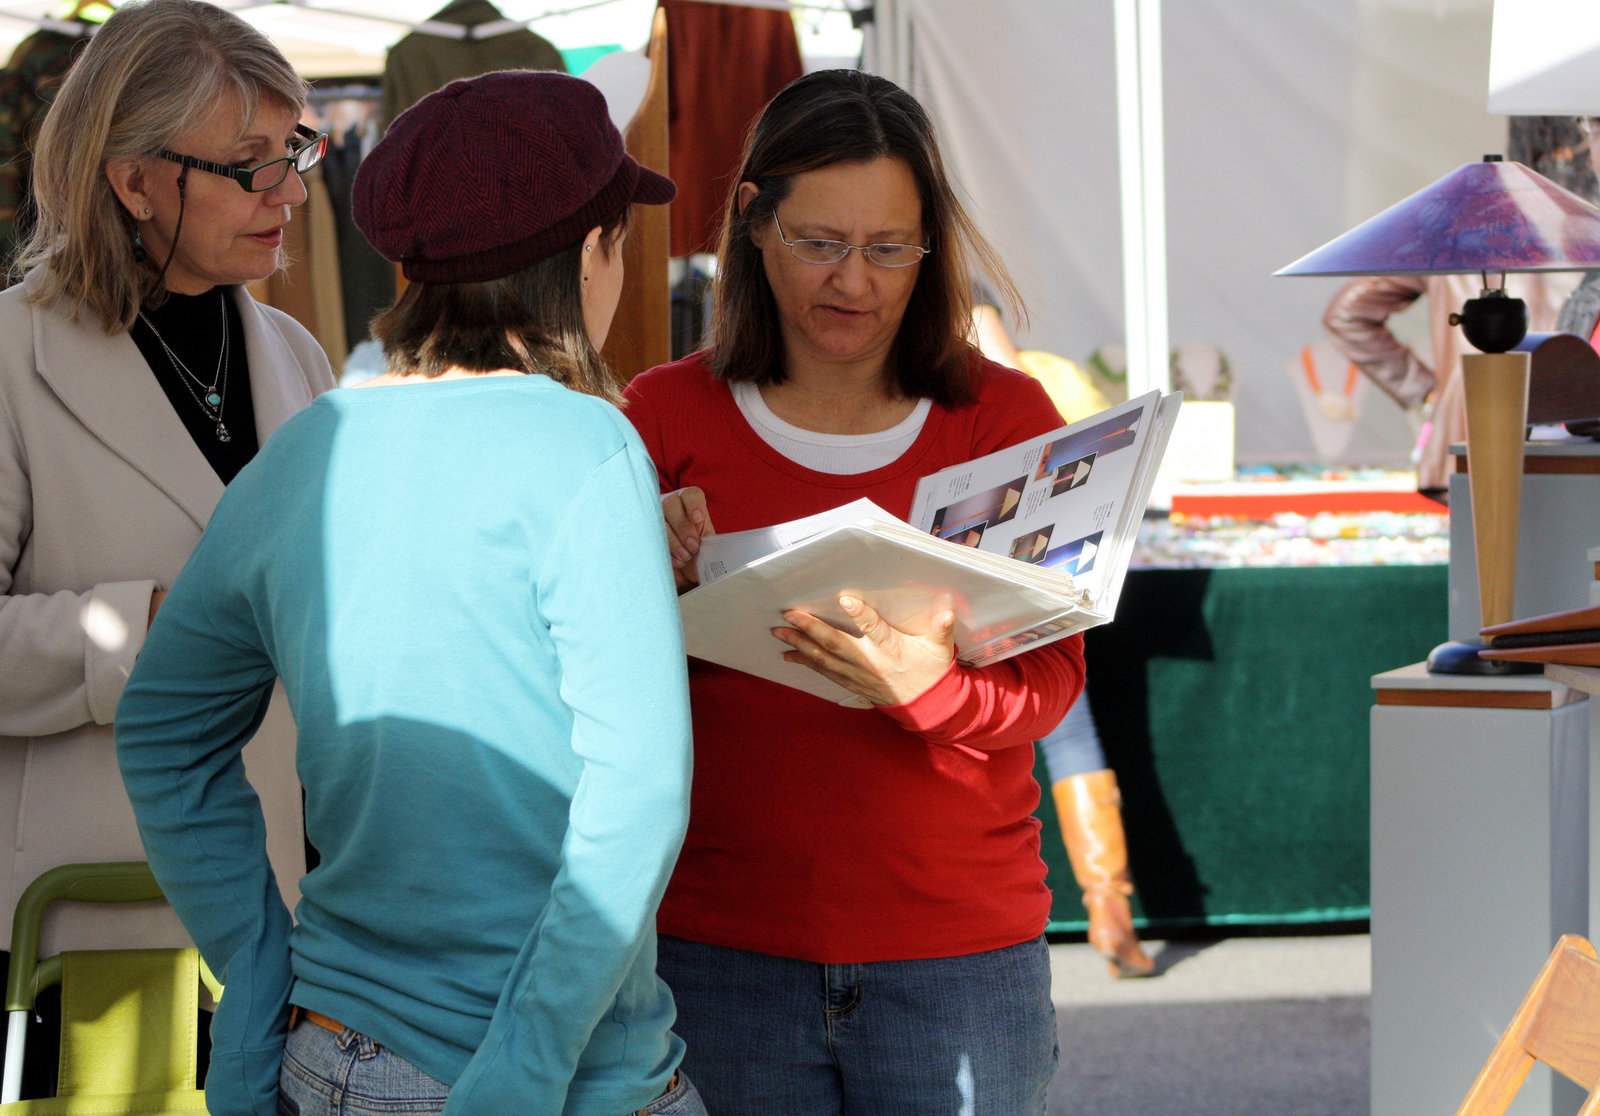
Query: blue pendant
[[206, 392, 222, 407]]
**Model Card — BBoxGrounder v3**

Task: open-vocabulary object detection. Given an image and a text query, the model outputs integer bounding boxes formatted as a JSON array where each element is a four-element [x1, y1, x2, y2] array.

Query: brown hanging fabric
[[659, 0, 803, 258]]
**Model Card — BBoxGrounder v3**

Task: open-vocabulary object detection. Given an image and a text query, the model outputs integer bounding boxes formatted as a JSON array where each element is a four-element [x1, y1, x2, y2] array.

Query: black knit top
[[129, 286, 258, 483]]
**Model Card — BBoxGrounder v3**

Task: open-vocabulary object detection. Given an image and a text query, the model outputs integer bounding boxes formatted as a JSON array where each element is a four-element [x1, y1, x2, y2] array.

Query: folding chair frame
[[2, 863, 169, 1104]]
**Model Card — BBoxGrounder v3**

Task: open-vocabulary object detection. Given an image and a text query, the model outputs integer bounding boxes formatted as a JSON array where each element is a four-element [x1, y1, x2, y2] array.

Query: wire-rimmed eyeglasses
[[157, 123, 330, 194], [772, 211, 929, 268]]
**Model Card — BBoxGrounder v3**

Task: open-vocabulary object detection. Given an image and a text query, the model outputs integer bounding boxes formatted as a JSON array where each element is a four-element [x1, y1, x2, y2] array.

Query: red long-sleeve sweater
[[624, 353, 1085, 962]]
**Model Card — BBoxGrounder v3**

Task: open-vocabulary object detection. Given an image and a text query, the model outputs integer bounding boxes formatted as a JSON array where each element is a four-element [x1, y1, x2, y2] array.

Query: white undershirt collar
[[731, 380, 932, 475]]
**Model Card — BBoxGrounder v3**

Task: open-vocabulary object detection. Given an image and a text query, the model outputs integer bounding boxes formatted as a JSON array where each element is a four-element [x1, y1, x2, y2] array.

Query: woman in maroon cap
[[625, 69, 1079, 1114], [116, 71, 705, 1116]]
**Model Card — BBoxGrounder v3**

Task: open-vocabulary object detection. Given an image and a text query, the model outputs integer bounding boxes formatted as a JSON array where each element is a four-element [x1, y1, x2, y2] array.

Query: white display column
[[1370, 664, 1588, 1116], [1544, 662, 1600, 964]]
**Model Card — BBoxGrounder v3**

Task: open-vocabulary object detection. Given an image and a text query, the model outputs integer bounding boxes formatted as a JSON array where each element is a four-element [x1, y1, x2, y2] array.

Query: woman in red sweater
[[624, 69, 1084, 1115]]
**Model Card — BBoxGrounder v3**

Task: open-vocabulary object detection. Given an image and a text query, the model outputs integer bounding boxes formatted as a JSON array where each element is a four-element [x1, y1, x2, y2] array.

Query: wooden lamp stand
[[1462, 349, 1529, 633]]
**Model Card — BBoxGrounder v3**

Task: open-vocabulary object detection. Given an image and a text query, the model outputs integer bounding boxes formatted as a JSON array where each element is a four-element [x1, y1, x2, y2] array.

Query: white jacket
[[0, 268, 333, 953]]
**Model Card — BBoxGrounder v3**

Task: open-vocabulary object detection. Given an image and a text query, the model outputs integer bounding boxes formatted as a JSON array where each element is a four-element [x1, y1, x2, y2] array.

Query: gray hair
[[15, 0, 306, 331]]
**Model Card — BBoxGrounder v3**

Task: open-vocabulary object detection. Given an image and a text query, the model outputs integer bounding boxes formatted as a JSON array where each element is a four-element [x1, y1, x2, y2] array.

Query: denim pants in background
[[656, 933, 1058, 1115], [276, 1018, 707, 1116], [1036, 676, 1107, 781]]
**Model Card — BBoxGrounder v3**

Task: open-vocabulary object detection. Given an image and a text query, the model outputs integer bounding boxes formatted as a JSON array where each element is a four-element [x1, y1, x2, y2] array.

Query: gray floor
[[1047, 935, 1371, 1116]]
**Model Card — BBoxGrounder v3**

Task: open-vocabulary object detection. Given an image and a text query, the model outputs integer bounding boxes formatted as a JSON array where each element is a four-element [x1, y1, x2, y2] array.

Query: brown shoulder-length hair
[[370, 206, 630, 404], [15, 0, 307, 332], [711, 68, 1023, 409]]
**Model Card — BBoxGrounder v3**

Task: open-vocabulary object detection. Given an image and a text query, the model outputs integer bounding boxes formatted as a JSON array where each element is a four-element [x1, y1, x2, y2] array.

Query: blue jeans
[[656, 934, 1058, 1115], [277, 1017, 706, 1116], [1036, 686, 1106, 781]]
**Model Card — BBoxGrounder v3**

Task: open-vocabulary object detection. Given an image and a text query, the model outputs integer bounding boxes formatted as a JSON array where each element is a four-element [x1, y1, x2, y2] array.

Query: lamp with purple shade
[[1279, 155, 1600, 673]]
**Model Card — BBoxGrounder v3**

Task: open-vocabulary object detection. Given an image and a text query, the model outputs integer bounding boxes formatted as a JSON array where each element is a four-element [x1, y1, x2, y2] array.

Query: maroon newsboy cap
[[353, 69, 676, 284]]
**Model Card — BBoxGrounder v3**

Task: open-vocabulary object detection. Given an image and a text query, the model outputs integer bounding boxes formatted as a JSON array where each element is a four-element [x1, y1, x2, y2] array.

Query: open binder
[[678, 389, 1182, 704]]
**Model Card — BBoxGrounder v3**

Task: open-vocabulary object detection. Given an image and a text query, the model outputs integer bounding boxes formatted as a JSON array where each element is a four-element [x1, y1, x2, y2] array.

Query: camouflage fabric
[[0, 27, 83, 262]]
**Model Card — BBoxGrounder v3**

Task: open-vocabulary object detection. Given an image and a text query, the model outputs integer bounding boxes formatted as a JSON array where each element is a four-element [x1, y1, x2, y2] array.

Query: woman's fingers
[[661, 487, 715, 583], [773, 595, 957, 706]]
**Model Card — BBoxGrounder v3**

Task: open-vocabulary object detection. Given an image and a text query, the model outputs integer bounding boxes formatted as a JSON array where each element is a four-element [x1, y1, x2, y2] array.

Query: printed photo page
[[907, 389, 1179, 616], [677, 390, 1180, 703]]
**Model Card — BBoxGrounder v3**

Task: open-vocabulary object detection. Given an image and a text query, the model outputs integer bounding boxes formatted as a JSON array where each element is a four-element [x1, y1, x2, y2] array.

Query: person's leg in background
[[1039, 677, 1157, 979]]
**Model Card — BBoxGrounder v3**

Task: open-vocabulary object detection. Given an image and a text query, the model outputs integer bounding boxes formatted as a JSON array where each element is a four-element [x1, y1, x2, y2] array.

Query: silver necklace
[[139, 291, 231, 443]]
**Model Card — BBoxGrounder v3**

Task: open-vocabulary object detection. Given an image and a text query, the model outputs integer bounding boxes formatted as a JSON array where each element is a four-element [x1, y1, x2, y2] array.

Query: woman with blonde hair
[[0, 0, 332, 1080]]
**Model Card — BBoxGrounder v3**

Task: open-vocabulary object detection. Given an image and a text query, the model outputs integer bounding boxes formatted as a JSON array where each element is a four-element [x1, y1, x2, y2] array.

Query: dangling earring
[[131, 206, 152, 263]]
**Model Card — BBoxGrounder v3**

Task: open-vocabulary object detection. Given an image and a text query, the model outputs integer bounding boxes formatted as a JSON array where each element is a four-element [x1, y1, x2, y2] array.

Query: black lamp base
[[1426, 639, 1542, 675], [1453, 291, 1528, 353]]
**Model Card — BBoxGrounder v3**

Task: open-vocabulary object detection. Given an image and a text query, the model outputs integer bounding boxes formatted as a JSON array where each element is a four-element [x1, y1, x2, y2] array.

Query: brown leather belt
[[634, 1073, 680, 1116], [288, 1004, 354, 1038]]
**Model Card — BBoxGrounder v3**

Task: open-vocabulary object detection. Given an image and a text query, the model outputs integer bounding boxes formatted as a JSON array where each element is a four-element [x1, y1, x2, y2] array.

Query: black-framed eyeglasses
[[157, 123, 329, 193], [772, 211, 929, 268]]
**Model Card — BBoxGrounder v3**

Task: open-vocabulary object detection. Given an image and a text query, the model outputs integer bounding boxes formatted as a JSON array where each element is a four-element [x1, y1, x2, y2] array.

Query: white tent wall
[[878, 0, 1508, 467], [1488, 0, 1600, 115]]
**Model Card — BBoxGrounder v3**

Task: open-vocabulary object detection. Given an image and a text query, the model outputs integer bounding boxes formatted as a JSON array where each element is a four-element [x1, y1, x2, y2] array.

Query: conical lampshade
[[1277, 158, 1600, 276]]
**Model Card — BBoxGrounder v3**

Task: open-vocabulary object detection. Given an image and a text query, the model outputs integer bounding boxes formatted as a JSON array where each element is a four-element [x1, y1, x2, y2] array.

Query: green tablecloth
[[1036, 564, 1448, 933]]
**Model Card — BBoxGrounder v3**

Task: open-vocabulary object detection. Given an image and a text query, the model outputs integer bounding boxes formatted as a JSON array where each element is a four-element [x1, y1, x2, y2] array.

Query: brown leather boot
[[1053, 769, 1156, 979]]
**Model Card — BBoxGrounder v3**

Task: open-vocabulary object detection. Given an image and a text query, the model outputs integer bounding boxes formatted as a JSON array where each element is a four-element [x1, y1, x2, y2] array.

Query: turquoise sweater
[[116, 376, 692, 1116]]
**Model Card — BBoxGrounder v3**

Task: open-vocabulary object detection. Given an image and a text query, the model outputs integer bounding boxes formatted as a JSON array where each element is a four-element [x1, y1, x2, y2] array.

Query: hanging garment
[[0, 27, 83, 261], [380, 0, 566, 131], [248, 164, 348, 362], [660, 0, 803, 257], [319, 128, 396, 355]]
